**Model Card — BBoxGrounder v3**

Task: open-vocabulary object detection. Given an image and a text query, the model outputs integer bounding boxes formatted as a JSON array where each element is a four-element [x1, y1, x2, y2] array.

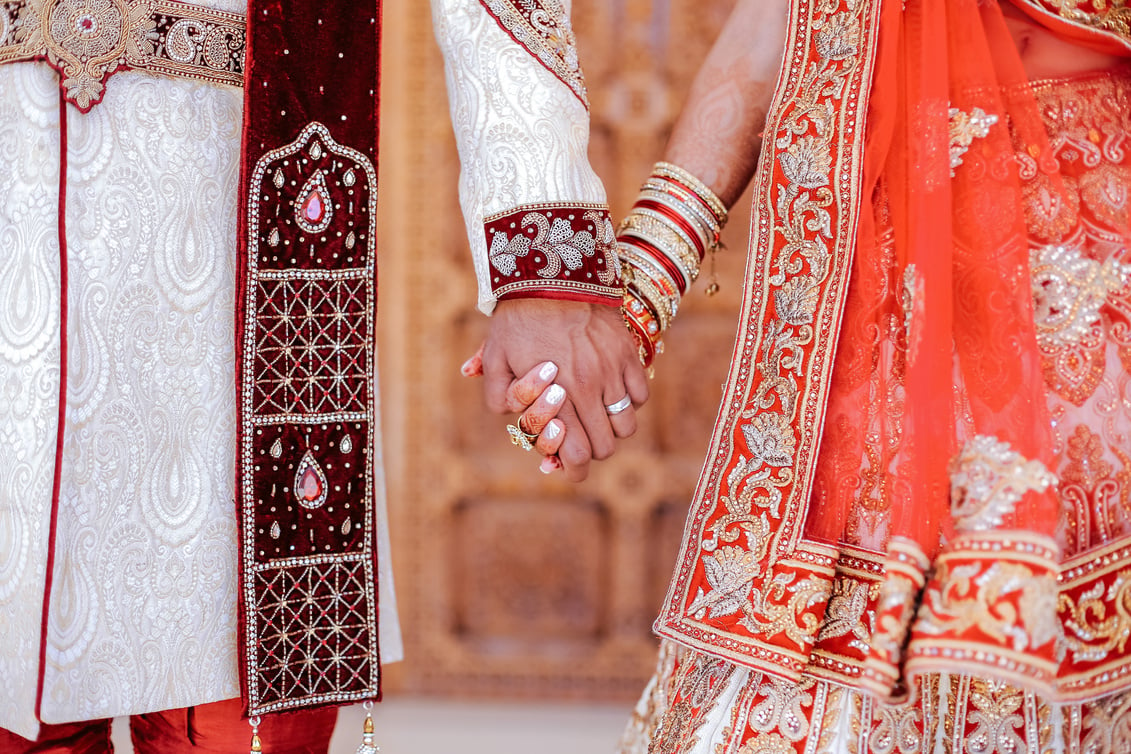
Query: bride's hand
[[462, 344, 567, 474]]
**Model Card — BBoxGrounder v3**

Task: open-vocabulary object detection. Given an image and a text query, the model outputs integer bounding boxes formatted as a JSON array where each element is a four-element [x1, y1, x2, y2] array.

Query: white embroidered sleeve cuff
[[431, 0, 620, 313]]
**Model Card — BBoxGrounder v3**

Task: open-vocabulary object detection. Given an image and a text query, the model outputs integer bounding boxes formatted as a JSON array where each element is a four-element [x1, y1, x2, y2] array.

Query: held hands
[[462, 299, 649, 481]]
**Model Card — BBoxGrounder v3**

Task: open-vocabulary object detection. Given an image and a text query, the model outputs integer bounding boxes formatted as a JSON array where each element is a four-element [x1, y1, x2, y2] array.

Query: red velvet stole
[[235, 0, 382, 715]]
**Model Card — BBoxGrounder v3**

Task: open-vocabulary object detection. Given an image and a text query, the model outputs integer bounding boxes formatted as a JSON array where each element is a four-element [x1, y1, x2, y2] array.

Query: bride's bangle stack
[[618, 161, 727, 367]]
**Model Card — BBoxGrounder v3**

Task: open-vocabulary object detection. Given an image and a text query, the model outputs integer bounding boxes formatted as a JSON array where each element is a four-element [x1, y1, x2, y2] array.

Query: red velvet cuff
[[485, 202, 623, 306]]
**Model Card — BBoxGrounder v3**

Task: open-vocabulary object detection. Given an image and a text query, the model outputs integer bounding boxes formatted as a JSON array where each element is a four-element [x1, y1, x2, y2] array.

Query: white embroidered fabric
[[39, 66, 246, 727], [0, 62, 65, 741], [431, 0, 607, 314], [0, 0, 401, 736]]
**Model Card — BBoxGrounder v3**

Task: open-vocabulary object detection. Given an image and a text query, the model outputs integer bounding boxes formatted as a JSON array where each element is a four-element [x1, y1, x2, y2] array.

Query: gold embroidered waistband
[[0, 0, 245, 112]]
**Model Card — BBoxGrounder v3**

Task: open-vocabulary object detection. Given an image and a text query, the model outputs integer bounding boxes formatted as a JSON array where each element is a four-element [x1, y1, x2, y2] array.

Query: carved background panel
[[378, 0, 747, 700]]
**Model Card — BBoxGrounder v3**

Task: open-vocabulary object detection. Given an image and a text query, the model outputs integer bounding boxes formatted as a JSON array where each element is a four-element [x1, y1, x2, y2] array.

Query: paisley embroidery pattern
[[475, 0, 587, 107]]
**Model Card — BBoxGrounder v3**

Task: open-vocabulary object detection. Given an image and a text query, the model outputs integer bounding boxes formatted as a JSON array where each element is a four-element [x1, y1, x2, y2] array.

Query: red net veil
[[807, 0, 1076, 697]]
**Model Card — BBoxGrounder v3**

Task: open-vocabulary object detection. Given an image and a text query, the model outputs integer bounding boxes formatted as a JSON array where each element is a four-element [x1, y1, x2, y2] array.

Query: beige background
[[376, 0, 749, 704]]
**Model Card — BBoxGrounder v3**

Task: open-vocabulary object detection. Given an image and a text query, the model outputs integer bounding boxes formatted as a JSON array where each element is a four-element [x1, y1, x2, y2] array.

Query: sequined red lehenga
[[623, 0, 1131, 751]]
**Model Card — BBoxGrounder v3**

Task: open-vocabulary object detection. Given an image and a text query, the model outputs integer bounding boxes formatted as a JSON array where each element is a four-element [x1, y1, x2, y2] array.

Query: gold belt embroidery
[[0, 0, 245, 111]]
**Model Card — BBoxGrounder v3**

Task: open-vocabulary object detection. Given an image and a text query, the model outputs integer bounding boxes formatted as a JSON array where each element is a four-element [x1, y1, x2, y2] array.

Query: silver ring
[[605, 394, 632, 415]]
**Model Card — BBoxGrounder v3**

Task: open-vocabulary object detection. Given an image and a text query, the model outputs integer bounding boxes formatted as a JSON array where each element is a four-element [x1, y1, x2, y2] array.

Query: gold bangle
[[617, 212, 700, 284], [639, 180, 723, 249], [651, 161, 728, 226]]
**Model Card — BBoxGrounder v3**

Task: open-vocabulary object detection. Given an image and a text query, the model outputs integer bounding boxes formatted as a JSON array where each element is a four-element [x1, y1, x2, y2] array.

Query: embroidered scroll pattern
[[1015, 0, 1131, 44], [240, 122, 380, 714], [0, 0, 244, 111], [656, 0, 881, 674], [948, 106, 998, 176], [484, 202, 622, 304], [476, 0, 587, 107], [624, 648, 1131, 753], [1021, 73, 1131, 406], [948, 435, 1057, 533]]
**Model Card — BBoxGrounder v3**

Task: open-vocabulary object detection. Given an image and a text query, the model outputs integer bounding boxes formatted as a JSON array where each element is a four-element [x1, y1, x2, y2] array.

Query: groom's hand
[[480, 299, 649, 481]]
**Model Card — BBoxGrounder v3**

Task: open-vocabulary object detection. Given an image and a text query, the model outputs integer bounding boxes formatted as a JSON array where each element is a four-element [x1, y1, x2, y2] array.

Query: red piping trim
[[36, 89, 69, 725]]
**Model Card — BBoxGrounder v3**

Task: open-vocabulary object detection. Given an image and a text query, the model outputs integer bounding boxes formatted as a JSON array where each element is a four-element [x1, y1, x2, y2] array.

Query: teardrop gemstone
[[295, 170, 333, 233], [293, 450, 328, 509], [301, 190, 325, 224]]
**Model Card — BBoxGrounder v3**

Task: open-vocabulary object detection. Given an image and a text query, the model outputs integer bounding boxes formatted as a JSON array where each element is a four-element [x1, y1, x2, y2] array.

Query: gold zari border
[[0, 0, 244, 111], [654, 0, 887, 674]]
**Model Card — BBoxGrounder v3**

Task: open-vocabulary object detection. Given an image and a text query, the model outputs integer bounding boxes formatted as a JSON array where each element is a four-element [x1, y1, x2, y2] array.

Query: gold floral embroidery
[[648, 651, 739, 754], [817, 576, 874, 651], [1078, 163, 1131, 235], [1013, 0, 1131, 40], [919, 557, 1061, 653], [1080, 688, 1131, 753], [688, 546, 763, 620], [656, 0, 887, 675], [964, 679, 1028, 754], [476, 0, 588, 107], [948, 106, 998, 176], [1060, 566, 1131, 663], [949, 435, 1057, 533], [736, 734, 794, 754], [1030, 243, 1131, 350], [1059, 425, 1131, 555], [901, 263, 923, 361], [0, 0, 245, 111], [747, 676, 814, 742], [741, 571, 832, 649], [1023, 173, 1081, 242], [868, 704, 922, 754]]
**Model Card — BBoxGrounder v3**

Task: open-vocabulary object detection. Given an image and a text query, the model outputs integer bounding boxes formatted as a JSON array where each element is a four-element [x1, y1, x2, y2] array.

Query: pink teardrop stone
[[298, 467, 323, 502], [301, 190, 325, 224]]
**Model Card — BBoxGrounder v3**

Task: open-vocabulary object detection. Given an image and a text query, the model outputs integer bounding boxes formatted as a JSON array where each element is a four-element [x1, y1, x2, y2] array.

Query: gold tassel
[[355, 701, 379, 754]]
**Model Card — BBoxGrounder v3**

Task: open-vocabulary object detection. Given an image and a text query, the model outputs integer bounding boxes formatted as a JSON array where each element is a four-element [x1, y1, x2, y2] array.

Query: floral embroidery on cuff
[[485, 202, 622, 305]]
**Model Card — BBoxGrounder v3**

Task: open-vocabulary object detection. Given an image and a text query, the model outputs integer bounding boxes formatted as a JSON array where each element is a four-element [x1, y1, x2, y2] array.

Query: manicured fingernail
[[544, 420, 561, 440], [540, 456, 562, 474], [546, 384, 565, 405], [460, 357, 477, 377], [538, 361, 558, 381]]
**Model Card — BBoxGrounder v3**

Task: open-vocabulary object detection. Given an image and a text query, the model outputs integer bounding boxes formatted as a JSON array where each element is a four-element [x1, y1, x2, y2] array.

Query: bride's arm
[[662, 0, 790, 208]]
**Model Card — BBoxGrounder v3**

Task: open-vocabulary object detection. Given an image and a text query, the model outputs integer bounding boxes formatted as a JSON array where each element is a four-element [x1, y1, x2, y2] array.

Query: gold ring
[[506, 423, 538, 451], [605, 394, 632, 415]]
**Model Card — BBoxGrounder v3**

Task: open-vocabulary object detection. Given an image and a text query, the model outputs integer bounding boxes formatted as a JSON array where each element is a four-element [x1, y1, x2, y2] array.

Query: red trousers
[[0, 699, 339, 754]]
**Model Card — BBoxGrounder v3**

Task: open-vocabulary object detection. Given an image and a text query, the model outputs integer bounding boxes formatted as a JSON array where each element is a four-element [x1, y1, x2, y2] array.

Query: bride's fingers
[[517, 383, 566, 437], [534, 418, 565, 457], [460, 342, 486, 377], [503, 361, 559, 413]]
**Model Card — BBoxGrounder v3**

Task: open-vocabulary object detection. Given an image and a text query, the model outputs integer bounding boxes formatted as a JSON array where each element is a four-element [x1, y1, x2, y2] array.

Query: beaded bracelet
[[618, 162, 727, 367]]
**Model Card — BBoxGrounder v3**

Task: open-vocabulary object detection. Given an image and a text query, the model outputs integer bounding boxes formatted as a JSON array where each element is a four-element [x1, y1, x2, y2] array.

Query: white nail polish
[[539, 361, 558, 381], [546, 384, 565, 405], [544, 421, 561, 440]]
